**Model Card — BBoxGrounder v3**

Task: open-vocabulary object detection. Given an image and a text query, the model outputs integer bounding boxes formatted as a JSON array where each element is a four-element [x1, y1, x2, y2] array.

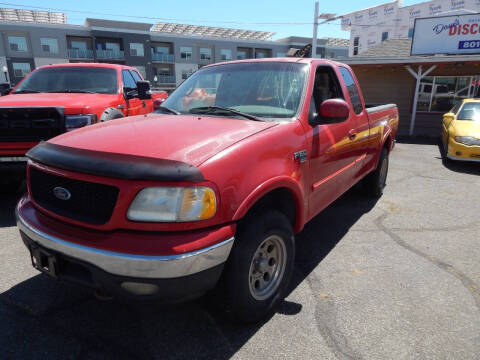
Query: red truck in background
[[16, 58, 398, 322], [0, 63, 167, 182]]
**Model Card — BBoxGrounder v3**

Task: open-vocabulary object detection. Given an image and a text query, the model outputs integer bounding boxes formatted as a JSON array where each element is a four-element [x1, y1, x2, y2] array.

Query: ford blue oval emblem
[[53, 186, 71, 201]]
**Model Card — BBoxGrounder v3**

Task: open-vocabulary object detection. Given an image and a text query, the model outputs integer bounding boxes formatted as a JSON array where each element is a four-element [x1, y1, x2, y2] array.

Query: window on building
[[106, 42, 120, 52], [12, 62, 31, 77], [8, 36, 27, 52], [182, 69, 194, 80], [382, 32, 389, 42], [255, 49, 271, 59], [417, 76, 480, 112], [180, 46, 192, 60], [220, 49, 232, 61], [200, 48, 212, 60], [237, 50, 248, 60], [353, 37, 360, 56], [339, 67, 363, 114], [408, 28, 414, 38], [277, 52, 286, 58], [152, 46, 170, 55], [130, 43, 144, 57], [40, 38, 58, 53], [70, 41, 87, 50]]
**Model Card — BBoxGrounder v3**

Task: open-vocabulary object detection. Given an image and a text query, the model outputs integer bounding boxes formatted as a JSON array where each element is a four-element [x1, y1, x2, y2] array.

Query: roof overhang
[[341, 55, 480, 66]]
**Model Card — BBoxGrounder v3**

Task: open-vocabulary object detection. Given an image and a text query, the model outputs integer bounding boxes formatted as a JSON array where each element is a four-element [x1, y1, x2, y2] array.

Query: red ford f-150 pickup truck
[[16, 58, 398, 322], [0, 63, 167, 179]]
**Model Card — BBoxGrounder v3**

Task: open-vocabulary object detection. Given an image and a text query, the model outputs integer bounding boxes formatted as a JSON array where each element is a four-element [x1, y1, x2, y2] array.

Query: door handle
[[348, 129, 357, 140]]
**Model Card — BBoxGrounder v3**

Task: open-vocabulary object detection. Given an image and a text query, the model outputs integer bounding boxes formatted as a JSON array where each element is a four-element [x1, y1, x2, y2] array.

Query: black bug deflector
[[26, 142, 205, 182]]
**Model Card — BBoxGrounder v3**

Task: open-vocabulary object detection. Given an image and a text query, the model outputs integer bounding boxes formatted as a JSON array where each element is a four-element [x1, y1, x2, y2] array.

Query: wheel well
[[384, 136, 392, 153], [241, 188, 297, 228]]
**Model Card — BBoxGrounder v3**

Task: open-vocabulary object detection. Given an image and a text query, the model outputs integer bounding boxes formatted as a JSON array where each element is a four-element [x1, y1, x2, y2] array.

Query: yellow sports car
[[442, 99, 480, 162]]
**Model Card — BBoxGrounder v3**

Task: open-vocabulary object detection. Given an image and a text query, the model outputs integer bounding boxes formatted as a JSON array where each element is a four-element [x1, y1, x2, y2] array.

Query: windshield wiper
[[13, 89, 41, 94], [155, 106, 180, 115], [189, 106, 260, 121]]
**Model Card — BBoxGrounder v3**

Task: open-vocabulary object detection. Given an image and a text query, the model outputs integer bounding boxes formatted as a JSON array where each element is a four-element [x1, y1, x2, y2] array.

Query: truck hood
[[49, 114, 278, 166], [0, 93, 117, 110]]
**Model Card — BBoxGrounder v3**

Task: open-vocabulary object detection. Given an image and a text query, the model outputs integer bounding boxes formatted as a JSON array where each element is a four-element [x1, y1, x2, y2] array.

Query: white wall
[[342, 0, 480, 56]]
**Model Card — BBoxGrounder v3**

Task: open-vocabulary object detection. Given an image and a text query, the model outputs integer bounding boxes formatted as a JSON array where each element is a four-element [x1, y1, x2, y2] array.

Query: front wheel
[[221, 211, 295, 323]]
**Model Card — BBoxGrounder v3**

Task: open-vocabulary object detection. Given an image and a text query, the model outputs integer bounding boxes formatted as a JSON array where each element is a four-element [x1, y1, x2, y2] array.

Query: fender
[[233, 175, 307, 233]]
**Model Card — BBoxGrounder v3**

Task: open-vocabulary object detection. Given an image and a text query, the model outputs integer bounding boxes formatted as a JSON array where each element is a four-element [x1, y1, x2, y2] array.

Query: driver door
[[122, 70, 143, 116], [306, 65, 359, 219]]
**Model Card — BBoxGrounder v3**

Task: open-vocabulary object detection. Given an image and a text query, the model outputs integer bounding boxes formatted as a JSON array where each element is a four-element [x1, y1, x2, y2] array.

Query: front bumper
[[0, 156, 27, 175], [447, 140, 480, 162], [16, 197, 234, 299]]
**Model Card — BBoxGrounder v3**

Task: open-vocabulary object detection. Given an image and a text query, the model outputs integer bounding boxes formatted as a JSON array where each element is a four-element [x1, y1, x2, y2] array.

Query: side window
[[339, 67, 363, 114], [130, 70, 142, 83], [122, 70, 137, 89], [312, 66, 343, 114]]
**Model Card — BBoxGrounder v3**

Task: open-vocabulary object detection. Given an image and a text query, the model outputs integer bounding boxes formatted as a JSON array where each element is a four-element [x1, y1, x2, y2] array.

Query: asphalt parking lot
[[0, 142, 479, 360]]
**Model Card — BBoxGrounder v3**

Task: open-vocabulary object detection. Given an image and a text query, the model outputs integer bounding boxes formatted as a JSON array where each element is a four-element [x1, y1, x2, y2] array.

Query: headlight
[[454, 136, 480, 146], [65, 114, 96, 131], [127, 187, 217, 222]]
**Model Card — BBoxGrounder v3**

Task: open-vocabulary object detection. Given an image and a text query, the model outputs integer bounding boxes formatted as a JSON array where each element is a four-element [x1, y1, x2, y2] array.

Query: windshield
[[162, 62, 308, 120], [14, 67, 118, 94], [457, 102, 480, 121]]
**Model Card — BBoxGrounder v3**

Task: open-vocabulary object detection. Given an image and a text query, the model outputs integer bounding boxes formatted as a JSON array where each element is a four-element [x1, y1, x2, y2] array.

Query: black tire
[[443, 136, 450, 161], [363, 147, 389, 197], [221, 210, 295, 323], [100, 107, 124, 122]]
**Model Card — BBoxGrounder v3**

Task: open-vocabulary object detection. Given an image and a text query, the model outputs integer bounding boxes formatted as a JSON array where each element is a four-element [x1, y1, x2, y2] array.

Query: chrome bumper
[[16, 212, 234, 279], [0, 156, 28, 162]]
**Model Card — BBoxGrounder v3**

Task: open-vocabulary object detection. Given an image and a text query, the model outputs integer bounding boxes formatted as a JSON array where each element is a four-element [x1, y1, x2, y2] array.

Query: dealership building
[[0, 8, 348, 90], [341, 1, 480, 136]]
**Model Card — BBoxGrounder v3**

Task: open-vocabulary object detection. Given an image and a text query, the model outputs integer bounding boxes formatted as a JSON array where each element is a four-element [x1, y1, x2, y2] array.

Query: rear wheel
[[221, 210, 294, 323], [364, 147, 389, 197]]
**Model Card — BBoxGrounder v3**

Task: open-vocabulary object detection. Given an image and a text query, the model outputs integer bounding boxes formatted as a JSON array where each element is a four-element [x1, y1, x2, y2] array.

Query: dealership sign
[[411, 14, 480, 55]]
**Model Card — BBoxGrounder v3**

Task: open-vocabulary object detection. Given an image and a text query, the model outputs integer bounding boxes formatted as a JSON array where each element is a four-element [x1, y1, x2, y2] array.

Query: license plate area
[[29, 245, 58, 277]]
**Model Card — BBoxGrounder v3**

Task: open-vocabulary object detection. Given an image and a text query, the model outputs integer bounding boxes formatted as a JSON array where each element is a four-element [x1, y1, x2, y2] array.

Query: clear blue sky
[[12, 0, 424, 39]]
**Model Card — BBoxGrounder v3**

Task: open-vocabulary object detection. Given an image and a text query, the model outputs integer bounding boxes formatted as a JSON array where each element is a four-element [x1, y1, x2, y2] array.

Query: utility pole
[[312, 1, 338, 59], [312, 1, 319, 58]]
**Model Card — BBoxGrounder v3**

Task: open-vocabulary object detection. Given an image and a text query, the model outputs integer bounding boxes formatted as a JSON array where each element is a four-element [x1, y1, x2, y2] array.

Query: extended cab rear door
[[337, 66, 371, 184]]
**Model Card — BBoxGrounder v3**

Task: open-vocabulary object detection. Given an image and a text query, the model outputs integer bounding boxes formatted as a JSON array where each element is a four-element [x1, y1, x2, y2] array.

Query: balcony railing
[[154, 75, 176, 84], [151, 53, 175, 63], [68, 49, 94, 59], [199, 57, 213, 65], [96, 49, 125, 60]]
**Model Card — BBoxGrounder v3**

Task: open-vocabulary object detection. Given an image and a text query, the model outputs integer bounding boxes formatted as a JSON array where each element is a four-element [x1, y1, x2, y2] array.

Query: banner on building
[[411, 13, 480, 55]]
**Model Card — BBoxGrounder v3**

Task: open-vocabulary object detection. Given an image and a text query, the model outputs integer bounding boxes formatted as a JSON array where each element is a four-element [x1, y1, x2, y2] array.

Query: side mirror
[[136, 80, 152, 100], [317, 98, 350, 125]]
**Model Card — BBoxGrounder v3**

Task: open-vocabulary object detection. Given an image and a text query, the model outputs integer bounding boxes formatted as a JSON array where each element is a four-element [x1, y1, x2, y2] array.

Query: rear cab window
[[339, 67, 363, 114]]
